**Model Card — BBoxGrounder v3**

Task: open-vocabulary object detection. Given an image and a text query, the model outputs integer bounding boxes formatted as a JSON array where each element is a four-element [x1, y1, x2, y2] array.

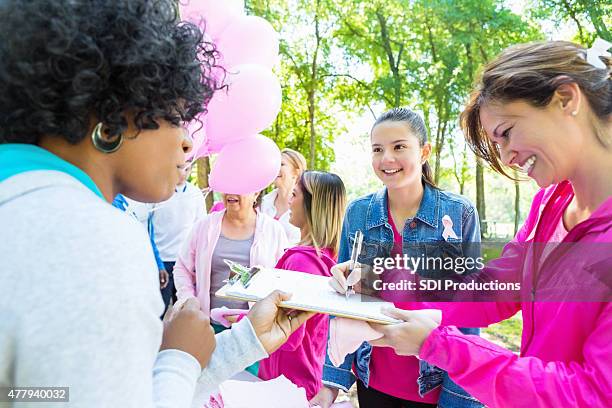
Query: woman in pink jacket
[[173, 192, 289, 317], [259, 171, 347, 399], [348, 41, 612, 407]]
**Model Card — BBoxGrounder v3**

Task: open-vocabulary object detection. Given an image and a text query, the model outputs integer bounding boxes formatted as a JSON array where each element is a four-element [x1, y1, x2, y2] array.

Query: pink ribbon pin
[[442, 215, 459, 241]]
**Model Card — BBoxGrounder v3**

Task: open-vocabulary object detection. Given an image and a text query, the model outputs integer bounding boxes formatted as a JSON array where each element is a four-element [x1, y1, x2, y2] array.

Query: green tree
[[247, 0, 339, 170], [530, 0, 611, 43]]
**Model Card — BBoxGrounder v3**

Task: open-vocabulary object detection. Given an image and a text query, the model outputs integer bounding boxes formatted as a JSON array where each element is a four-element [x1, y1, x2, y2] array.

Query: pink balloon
[[209, 135, 281, 194], [180, 0, 244, 40], [216, 16, 279, 69], [205, 64, 281, 152]]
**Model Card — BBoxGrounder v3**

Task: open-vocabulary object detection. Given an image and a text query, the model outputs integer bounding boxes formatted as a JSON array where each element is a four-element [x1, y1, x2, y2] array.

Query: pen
[[346, 230, 363, 300]]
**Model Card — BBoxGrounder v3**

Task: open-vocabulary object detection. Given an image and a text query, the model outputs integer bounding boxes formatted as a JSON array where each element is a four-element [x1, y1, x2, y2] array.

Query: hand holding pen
[[329, 230, 364, 298]]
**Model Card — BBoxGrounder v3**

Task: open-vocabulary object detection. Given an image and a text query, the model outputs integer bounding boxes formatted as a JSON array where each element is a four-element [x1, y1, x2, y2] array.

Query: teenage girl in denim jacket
[[310, 108, 484, 408]]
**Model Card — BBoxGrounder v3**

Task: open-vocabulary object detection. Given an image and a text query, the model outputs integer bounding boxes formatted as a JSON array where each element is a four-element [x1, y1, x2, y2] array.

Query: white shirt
[[0, 171, 267, 408], [260, 189, 301, 245], [151, 182, 205, 262]]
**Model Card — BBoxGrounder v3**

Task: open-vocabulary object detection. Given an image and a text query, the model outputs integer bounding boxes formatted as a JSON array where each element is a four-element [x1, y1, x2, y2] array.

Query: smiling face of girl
[[370, 121, 431, 191]]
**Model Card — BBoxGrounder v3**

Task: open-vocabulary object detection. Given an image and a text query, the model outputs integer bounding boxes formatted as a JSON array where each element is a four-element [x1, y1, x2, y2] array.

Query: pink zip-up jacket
[[173, 209, 289, 316], [258, 246, 336, 399], [419, 181, 612, 407]]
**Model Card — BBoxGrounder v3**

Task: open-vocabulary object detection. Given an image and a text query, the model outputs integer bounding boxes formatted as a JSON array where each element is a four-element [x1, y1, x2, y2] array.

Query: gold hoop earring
[[91, 122, 123, 153]]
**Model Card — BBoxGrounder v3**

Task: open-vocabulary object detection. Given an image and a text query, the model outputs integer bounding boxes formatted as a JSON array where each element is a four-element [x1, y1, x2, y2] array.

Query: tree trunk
[[196, 157, 213, 212], [469, 42, 488, 238], [308, 0, 321, 169], [476, 158, 487, 237], [433, 118, 448, 184], [376, 9, 403, 107], [561, 0, 587, 43], [449, 139, 465, 194], [308, 88, 316, 169], [580, 0, 611, 41]]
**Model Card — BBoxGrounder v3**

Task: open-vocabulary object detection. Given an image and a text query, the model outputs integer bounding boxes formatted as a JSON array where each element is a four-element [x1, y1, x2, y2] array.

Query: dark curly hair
[[0, 0, 222, 144]]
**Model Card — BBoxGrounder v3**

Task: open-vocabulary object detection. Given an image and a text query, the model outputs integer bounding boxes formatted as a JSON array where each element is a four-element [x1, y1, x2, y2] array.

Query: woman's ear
[[421, 142, 432, 164], [292, 167, 301, 182], [553, 81, 581, 116]]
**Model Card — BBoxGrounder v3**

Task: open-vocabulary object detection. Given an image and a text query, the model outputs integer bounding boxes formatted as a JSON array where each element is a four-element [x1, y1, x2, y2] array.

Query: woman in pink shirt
[[354, 41, 612, 407], [259, 170, 347, 399]]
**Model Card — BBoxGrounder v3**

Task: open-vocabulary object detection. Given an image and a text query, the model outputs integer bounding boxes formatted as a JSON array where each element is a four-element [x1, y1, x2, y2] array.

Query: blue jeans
[[419, 327, 483, 408]]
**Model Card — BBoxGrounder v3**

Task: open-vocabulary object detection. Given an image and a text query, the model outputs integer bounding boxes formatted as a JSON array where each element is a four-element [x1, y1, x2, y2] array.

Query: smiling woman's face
[[479, 99, 583, 188]]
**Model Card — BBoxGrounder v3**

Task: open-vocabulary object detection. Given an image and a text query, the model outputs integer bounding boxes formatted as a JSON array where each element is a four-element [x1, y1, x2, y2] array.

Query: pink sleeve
[[419, 304, 612, 408], [173, 223, 199, 302], [277, 253, 328, 351], [424, 301, 521, 328], [427, 239, 524, 327], [421, 237, 524, 328], [423, 188, 549, 327]]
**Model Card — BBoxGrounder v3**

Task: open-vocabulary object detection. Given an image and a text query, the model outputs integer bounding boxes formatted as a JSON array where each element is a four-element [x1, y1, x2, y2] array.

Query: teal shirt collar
[[0, 143, 104, 199]]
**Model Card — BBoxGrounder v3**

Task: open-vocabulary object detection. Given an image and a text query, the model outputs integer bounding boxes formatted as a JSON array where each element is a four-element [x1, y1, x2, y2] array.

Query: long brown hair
[[461, 40, 612, 178]]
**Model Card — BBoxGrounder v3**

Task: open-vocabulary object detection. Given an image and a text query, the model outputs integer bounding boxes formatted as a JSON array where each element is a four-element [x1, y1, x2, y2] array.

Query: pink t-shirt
[[367, 205, 440, 403], [387, 204, 403, 256]]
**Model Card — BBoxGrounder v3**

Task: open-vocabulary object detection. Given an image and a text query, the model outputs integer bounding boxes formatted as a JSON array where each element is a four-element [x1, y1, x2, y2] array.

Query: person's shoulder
[[262, 189, 277, 200], [0, 173, 156, 295], [185, 181, 202, 194], [437, 188, 476, 213], [278, 246, 330, 275], [346, 190, 380, 213], [57, 189, 150, 248], [192, 210, 218, 229], [258, 211, 285, 231], [260, 189, 277, 211]]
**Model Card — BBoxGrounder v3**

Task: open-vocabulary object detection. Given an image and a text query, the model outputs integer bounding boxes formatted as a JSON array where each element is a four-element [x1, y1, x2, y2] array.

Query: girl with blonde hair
[[259, 170, 347, 399]]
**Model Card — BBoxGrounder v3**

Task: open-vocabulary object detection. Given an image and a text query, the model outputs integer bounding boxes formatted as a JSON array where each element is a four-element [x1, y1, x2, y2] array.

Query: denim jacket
[[322, 184, 484, 408]]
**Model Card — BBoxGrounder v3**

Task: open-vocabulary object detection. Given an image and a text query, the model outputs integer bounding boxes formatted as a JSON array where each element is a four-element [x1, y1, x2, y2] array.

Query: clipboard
[[215, 267, 401, 325]]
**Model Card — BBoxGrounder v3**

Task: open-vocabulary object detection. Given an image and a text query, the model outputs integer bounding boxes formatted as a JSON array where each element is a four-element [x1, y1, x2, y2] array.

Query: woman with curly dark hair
[[0, 1, 312, 406]]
